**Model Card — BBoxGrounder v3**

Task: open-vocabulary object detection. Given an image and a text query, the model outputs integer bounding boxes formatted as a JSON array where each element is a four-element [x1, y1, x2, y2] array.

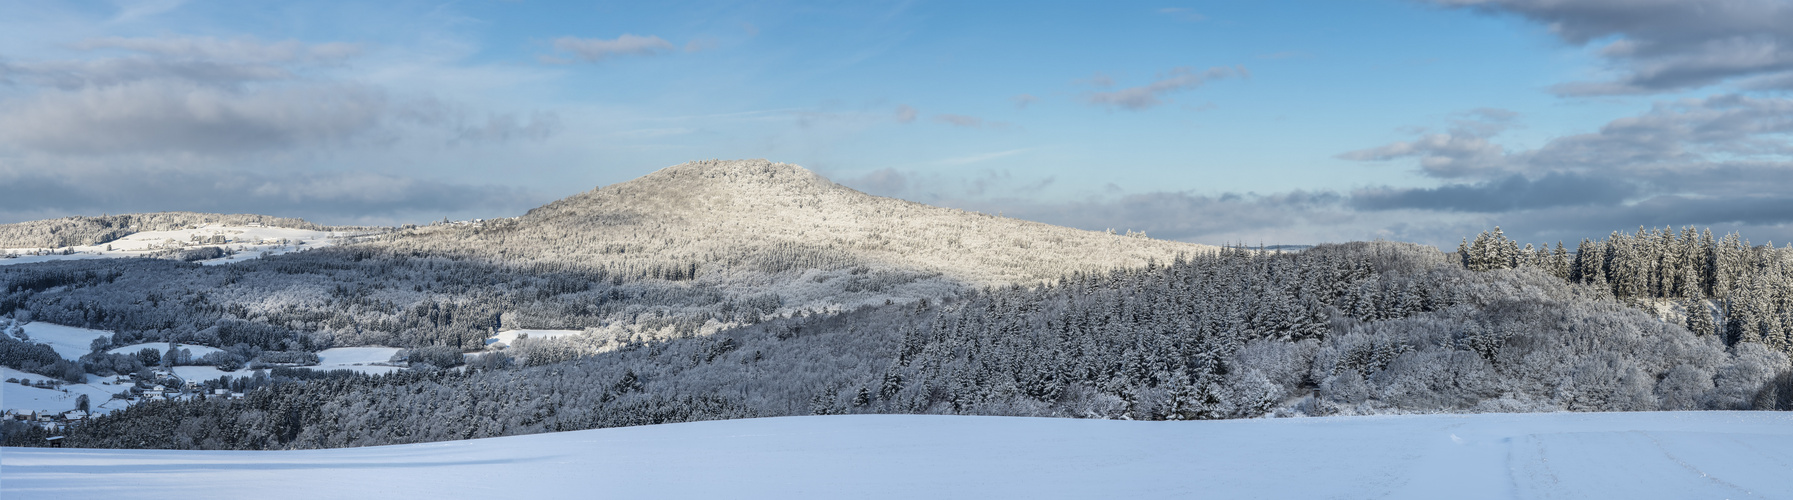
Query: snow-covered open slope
[[0, 223, 363, 266], [6, 412, 1790, 499], [105, 343, 222, 358], [311, 347, 403, 374], [11, 322, 111, 359], [368, 160, 1220, 320], [1, 368, 131, 414], [486, 329, 582, 349], [167, 365, 243, 382]]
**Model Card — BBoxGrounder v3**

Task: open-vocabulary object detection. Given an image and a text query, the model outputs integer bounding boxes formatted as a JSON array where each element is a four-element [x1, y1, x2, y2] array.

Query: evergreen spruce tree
[[1571, 239, 1593, 283], [1685, 295, 1715, 337], [1457, 238, 1471, 269], [1551, 241, 1571, 281], [1163, 372, 1200, 421]]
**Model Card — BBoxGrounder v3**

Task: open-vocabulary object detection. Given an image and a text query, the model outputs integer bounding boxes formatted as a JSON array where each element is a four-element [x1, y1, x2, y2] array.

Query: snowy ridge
[[6, 412, 1791, 499]]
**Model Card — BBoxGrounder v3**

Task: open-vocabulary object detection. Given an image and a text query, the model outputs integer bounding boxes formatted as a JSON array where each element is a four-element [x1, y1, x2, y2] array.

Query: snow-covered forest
[[3, 161, 1793, 450], [15, 241, 1792, 449], [0, 161, 1214, 355]]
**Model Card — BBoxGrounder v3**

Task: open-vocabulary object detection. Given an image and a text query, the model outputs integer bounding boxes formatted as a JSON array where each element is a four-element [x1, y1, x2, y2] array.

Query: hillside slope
[[8, 412, 1791, 500], [0, 160, 1221, 351], [371, 159, 1216, 288]]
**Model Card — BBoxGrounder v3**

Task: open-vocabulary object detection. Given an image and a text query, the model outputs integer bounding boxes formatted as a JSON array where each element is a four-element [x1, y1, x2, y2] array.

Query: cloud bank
[[1427, 0, 1793, 94], [0, 35, 558, 224], [844, 93, 1793, 247]]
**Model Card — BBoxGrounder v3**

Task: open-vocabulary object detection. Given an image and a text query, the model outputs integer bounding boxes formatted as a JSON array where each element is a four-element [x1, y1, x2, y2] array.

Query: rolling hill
[[371, 158, 1216, 287]]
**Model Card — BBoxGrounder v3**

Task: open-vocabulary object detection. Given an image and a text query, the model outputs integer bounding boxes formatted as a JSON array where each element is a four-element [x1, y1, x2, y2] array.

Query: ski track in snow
[[4, 411, 1791, 499]]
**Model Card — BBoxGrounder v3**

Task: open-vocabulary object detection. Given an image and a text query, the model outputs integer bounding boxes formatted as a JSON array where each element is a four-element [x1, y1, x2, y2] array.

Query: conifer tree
[[1551, 241, 1571, 281]]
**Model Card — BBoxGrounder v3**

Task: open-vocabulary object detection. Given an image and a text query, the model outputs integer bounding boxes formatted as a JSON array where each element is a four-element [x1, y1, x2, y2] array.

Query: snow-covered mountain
[[374, 159, 1216, 288]]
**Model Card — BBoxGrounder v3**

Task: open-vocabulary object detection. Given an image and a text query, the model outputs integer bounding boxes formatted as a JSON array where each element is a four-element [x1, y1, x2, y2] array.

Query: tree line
[[1459, 226, 1793, 352]]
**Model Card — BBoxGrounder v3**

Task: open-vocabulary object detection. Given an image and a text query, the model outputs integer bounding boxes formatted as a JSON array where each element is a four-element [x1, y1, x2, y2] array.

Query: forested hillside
[[1460, 226, 1793, 352], [0, 161, 1214, 355], [6, 161, 1793, 450], [37, 242, 1790, 450]]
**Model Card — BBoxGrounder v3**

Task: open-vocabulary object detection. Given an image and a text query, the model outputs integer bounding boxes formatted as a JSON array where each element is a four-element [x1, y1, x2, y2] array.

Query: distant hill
[[0, 212, 382, 249], [367, 159, 1218, 309]]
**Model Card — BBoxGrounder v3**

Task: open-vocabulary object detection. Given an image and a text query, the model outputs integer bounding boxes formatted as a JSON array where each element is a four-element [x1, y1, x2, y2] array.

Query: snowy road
[[4, 411, 1791, 499]]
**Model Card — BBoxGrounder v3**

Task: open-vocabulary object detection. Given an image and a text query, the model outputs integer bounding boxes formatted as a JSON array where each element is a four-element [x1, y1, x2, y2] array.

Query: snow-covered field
[[312, 347, 403, 374], [1, 367, 130, 414], [0, 224, 359, 266], [12, 323, 111, 359], [105, 343, 222, 358], [159, 347, 405, 378], [167, 365, 241, 382], [486, 329, 582, 349], [5, 411, 1790, 499]]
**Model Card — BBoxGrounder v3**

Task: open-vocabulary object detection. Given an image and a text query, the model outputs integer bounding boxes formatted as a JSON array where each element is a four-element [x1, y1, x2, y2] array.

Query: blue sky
[[3, 0, 1792, 247]]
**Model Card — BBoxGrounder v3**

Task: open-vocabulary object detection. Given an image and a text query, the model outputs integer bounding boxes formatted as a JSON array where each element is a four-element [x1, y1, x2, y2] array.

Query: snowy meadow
[[7, 412, 1791, 500]]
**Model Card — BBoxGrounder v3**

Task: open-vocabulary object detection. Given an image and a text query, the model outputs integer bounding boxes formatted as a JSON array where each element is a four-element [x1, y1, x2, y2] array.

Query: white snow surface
[[312, 347, 403, 374], [13, 323, 111, 359], [0, 224, 356, 266], [1, 367, 130, 414], [105, 343, 222, 358], [486, 329, 582, 348], [6, 411, 1791, 499], [156, 348, 405, 378], [168, 366, 244, 382]]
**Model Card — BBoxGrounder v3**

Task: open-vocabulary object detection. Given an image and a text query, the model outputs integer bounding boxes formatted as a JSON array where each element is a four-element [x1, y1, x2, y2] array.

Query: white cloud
[[551, 34, 677, 63], [1083, 66, 1245, 110], [73, 36, 362, 63], [933, 114, 984, 127], [0, 80, 391, 155], [894, 104, 917, 123], [938, 148, 1029, 166], [0, 168, 543, 226], [0, 34, 558, 158]]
